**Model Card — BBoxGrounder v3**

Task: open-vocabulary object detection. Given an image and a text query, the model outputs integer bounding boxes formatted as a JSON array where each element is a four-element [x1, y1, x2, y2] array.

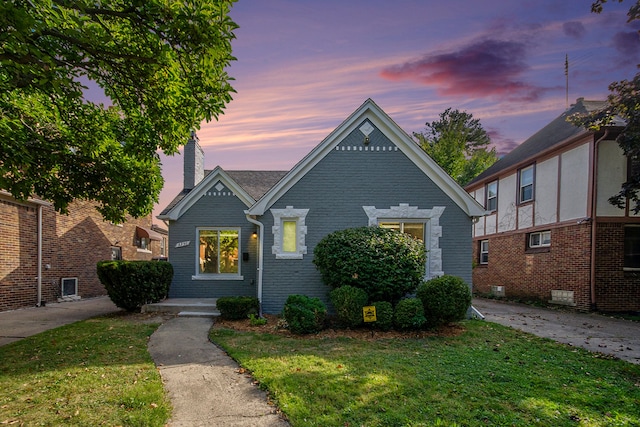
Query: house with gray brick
[[465, 98, 639, 312], [158, 99, 485, 314]]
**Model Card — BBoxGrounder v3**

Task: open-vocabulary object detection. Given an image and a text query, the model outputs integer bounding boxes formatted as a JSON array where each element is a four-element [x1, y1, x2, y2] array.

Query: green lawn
[[210, 320, 640, 427], [0, 313, 170, 426]]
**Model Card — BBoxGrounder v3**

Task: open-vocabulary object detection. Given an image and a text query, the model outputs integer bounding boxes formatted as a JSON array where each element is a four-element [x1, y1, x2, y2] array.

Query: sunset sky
[[153, 0, 640, 222]]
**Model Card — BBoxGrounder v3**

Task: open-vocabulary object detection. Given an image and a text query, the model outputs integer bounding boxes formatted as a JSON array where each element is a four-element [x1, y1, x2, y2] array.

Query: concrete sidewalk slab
[[473, 298, 640, 364], [148, 317, 289, 427], [0, 297, 121, 346]]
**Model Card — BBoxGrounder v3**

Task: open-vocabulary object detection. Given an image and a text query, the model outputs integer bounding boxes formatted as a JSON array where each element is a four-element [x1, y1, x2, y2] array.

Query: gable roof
[[158, 168, 286, 220], [466, 98, 624, 188], [246, 98, 486, 217]]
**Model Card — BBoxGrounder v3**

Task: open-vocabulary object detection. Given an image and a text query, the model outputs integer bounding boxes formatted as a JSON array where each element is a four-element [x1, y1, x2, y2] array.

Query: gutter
[[245, 213, 264, 316], [37, 204, 43, 307], [589, 130, 609, 309], [0, 192, 51, 307]]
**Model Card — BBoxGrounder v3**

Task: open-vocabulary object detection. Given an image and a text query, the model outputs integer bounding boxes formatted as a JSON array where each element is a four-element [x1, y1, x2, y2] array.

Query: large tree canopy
[[0, 0, 237, 222], [413, 108, 498, 186], [570, 0, 640, 213]]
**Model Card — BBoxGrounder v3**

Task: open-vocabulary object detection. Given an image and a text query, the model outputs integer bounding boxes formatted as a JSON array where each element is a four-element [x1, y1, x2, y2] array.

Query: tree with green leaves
[[570, 0, 640, 213], [413, 108, 498, 186], [0, 0, 237, 222]]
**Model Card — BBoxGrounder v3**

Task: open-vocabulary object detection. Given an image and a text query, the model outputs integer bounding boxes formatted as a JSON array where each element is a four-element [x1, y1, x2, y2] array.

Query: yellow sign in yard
[[363, 306, 377, 322]]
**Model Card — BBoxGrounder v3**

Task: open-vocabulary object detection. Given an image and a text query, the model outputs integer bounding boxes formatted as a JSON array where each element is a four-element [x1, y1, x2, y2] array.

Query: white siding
[[597, 140, 627, 217], [559, 144, 590, 221], [535, 157, 559, 225], [497, 174, 517, 232], [518, 203, 533, 228]]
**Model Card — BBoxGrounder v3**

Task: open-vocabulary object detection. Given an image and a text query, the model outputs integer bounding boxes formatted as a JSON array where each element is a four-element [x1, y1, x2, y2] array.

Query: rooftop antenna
[[565, 54, 569, 110]]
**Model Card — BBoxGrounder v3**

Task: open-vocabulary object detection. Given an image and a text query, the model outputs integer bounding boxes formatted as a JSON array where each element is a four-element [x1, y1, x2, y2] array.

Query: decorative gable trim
[[158, 166, 256, 220], [246, 99, 485, 218]]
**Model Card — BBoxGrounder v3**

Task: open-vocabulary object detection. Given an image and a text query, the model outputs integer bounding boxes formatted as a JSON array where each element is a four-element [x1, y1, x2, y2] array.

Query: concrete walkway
[[0, 296, 121, 346], [147, 317, 290, 427], [473, 298, 640, 364]]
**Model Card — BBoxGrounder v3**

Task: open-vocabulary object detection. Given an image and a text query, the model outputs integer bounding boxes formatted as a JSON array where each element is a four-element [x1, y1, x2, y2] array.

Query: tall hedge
[[313, 226, 426, 303], [97, 260, 173, 312]]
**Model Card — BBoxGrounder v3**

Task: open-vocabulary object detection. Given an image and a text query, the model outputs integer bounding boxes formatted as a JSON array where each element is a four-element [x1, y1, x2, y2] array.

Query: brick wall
[[0, 197, 164, 312], [595, 222, 640, 312], [472, 223, 593, 311]]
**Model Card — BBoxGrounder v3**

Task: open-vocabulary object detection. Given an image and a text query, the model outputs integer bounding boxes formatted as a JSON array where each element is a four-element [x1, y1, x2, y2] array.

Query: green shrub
[[283, 294, 326, 334], [329, 286, 369, 328], [417, 275, 472, 327], [248, 313, 268, 326], [313, 226, 426, 304], [216, 296, 259, 320], [97, 260, 173, 312], [393, 298, 426, 330], [370, 301, 394, 331]]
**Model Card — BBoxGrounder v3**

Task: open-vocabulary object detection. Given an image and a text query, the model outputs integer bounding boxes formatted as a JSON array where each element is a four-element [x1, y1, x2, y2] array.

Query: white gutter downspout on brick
[[245, 214, 264, 316], [590, 130, 609, 310], [0, 191, 50, 307], [37, 204, 43, 307]]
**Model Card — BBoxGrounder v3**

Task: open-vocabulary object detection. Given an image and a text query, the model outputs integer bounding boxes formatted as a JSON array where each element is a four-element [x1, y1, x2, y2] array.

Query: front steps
[[142, 298, 219, 318]]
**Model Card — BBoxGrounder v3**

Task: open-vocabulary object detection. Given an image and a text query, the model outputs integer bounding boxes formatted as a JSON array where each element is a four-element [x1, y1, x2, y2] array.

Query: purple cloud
[[612, 30, 640, 55], [563, 21, 586, 39], [380, 39, 544, 101]]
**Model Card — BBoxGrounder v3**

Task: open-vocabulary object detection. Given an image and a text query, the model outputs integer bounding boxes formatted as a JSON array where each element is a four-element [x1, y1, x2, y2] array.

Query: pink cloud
[[380, 39, 548, 101]]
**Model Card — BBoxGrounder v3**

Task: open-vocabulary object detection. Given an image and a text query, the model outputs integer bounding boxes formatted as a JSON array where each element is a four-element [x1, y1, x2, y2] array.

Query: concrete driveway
[[0, 297, 120, 346], [473, 298, 640, 364]]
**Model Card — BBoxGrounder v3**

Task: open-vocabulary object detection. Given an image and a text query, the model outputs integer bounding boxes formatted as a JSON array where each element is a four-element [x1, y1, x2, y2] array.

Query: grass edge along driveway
[[210, 320, 640, 427], [0, 312, 171, 426]]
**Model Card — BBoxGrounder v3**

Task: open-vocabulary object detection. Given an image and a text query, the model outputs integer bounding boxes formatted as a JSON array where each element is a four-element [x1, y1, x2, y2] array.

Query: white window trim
[[519, 165, 535, 203], [528, 230, 551, 248], [480, 240, 489, 264], [486, 181, 497, 211], [193, 227, 243, 280], [271, 206, 309, 259], [363, 203, 445, 279]]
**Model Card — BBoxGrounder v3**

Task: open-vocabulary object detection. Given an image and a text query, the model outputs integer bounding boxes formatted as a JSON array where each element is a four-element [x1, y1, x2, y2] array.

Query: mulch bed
[[212, 314, 465, 340]]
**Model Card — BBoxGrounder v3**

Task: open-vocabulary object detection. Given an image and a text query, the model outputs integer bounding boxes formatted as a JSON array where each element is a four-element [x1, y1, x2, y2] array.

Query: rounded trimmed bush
[[217, 296, 259, 320], [329, 285, 369, 328], [417, 275, 472, 327], [370, 301, 394, 331], [393, 298, 426, 330], [283, 294, 326, 334], [97, 260, 173, 312], [313, 226, 426, 304]]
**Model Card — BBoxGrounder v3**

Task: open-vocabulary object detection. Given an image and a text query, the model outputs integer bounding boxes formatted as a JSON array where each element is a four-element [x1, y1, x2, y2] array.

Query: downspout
[[590, 130, 609, 310], [37, 204, 43, 307], [245, 214, 264, 316]]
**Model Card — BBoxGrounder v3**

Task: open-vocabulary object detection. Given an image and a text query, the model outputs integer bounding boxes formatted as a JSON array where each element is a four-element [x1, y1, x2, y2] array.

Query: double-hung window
[[486, 181, 498, 211], [479, 240, 489, 264], [379, 221, 425, 241], [197, 228, 240, 276], [624, 225, 640, 270], [519, 165, 535, 203]]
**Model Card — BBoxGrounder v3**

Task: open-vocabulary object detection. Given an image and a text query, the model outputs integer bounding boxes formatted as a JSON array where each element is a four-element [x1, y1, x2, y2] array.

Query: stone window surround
[[363, 203, 445, 279]]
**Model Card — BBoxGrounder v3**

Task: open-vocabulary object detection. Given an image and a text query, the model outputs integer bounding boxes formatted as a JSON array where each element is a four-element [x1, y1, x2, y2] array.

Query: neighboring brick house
[[158, 99, 485, 314], [465, 98, 639, 312], [0, 191, 168, 311]]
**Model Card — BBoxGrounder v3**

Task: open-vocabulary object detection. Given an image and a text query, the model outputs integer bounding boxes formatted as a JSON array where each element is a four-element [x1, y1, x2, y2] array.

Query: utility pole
[[565, 54, 569, 110]]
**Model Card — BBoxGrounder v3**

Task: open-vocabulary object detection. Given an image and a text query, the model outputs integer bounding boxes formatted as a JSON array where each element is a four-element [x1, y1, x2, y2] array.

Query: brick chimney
[[183, 130, 204, 190]]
